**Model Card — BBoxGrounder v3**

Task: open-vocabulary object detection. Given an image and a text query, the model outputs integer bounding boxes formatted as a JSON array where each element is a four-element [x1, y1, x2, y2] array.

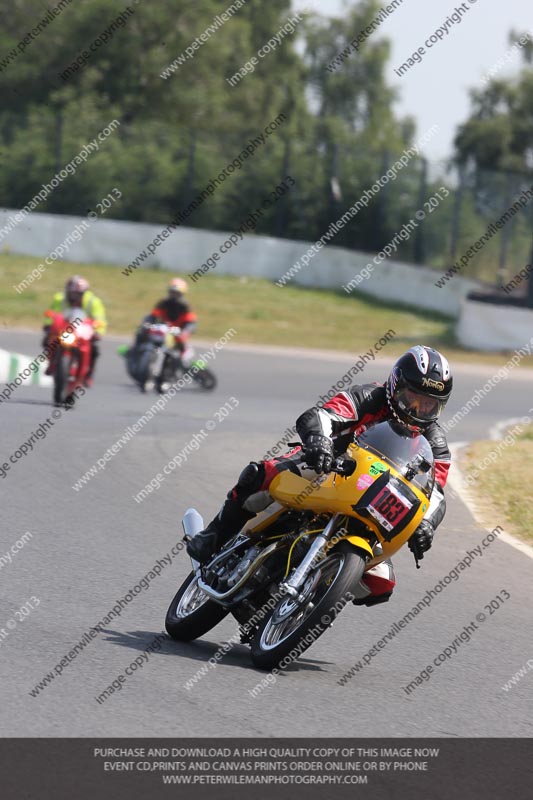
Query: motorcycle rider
[[148, 278, 197, 367], [43, 276, 107, 385], [187, 345, 452, 606]]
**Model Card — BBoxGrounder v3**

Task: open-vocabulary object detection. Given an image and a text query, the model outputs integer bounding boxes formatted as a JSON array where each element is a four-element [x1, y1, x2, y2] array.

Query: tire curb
[[0, 347, 52, 388]]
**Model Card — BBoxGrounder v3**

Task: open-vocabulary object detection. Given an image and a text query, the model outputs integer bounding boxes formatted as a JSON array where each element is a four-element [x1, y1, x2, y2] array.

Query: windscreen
[[356, 420, 434, 495]]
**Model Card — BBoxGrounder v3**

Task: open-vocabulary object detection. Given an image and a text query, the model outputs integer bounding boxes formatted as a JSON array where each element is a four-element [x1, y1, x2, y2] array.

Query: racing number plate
[[367, 483, 413, 532]]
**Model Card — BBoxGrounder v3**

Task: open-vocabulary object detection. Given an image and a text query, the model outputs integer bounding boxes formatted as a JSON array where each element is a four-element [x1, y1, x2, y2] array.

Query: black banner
[[0, 738, 531, 799]]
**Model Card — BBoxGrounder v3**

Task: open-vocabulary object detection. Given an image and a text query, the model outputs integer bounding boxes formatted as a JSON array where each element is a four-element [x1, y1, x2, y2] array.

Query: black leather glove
[[304, 434, 334, 474], [408, 519, 434, 561]]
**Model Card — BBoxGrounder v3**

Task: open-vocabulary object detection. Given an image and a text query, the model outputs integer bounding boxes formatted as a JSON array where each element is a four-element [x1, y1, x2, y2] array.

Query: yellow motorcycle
[[165, 420, 434, 670]]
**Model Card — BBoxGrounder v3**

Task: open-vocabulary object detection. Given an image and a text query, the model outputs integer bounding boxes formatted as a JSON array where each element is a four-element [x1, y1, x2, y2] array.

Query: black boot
[[186, 499, 255, 564]]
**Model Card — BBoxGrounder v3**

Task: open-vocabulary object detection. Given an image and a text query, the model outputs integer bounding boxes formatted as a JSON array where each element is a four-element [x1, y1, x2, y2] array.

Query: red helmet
[[66, 275, 89, 294], [65, 275, 89, 306]]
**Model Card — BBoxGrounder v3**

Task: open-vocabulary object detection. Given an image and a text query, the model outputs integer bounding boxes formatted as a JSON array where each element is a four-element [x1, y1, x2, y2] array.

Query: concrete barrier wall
[[457, 298, 533, 350], [1, 208, 478, 317]]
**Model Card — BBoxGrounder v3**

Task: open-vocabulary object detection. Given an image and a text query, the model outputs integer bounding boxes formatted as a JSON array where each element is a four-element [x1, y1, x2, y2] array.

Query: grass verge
[[461, 424, 533, 544], [0, 252, 529, 365]]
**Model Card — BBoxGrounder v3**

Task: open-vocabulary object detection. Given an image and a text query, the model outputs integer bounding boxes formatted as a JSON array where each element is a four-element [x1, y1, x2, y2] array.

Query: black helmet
[[386, 346, 452, 431]]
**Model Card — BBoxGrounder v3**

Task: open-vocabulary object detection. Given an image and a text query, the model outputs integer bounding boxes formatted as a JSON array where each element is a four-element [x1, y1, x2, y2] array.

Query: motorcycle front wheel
[[250, 541, 365, 670], [165, 572, 229, 641], [53, 351, 71, 406], [193, 367, 217, 391]]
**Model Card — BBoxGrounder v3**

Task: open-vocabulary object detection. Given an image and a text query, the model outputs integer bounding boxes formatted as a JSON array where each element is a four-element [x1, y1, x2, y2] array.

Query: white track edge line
[[449, 431, 533, 560]]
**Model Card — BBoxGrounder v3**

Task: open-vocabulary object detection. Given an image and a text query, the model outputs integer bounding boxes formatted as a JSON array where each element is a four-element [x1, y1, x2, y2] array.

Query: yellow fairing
[[269, 443, 429, 565]]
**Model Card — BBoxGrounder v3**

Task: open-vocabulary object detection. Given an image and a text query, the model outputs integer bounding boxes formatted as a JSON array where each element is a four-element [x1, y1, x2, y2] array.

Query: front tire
[[250, 542, 365, 670], [165, 572, 229, 641], [193, 368, 217, 391], [125, 346, 139, 383], [53, 351, 71, 405]]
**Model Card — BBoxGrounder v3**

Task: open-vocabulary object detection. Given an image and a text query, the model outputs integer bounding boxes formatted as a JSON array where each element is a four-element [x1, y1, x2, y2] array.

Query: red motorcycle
[[45, 310, 95, 406]]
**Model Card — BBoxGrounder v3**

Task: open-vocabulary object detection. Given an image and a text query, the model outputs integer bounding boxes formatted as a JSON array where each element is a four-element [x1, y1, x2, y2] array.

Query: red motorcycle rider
[[187, 346, 453, 606], [43, 275, 107, 385]]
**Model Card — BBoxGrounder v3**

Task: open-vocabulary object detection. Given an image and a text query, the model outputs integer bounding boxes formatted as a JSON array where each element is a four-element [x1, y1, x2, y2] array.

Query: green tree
[[0, 0, 438, 257]]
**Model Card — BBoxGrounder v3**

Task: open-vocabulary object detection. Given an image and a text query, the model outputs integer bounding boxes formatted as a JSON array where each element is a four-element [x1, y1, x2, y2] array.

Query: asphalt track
[[1, 330, 532, 737]]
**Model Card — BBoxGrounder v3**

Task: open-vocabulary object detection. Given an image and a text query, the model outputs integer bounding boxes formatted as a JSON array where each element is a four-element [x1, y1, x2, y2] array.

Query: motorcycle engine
[[225, 546, 261, 587]]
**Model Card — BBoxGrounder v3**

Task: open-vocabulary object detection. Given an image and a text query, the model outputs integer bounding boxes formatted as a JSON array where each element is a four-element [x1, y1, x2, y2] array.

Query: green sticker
[[369, 461, 387, 476]]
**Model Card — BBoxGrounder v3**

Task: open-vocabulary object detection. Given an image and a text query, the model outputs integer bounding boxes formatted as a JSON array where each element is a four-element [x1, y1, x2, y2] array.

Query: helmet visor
[[395, 386, 443, 423], [66, 290, 83, 305]]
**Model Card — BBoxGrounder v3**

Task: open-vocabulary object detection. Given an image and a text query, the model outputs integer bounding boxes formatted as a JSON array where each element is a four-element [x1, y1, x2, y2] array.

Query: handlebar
[[142, 322, 182, 335], [295, 444, 356, 477]]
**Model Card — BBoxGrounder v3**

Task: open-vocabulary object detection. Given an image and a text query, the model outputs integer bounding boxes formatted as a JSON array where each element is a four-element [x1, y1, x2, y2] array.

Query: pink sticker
[[356, 474, 374, 490]]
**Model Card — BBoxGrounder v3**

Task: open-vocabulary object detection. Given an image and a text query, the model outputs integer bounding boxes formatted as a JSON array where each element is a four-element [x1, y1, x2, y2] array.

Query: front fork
[[279, 514, 337, 599], [279, 514, 374, 600]]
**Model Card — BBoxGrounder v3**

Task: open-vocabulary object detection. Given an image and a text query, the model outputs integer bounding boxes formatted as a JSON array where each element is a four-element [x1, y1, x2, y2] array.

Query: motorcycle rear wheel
[[165, 572, 229, 641], [250, 541, 365, 670]]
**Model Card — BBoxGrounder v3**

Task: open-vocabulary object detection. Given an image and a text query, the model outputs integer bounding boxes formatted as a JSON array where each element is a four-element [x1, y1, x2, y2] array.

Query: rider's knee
[[352, 560, 396, 606], [228, 462, 265, 500]]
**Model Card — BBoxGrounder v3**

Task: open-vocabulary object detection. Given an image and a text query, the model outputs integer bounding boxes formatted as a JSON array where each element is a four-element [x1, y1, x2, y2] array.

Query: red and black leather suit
[[293, 383, 451, 488], [152, 297, 197, 333], [151, 298, 197, 348]]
